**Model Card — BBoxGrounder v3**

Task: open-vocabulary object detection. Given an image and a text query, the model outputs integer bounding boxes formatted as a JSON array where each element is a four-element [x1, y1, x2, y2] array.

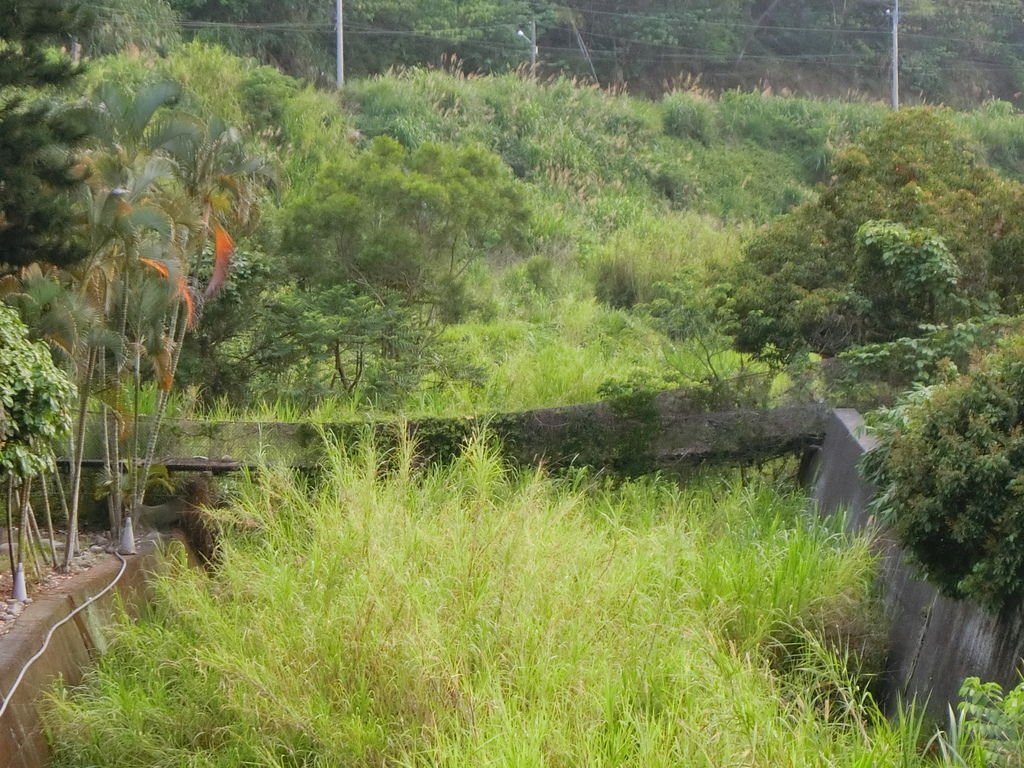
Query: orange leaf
[[178, 276, 195, 330], [205, 224, 235, 299], [139, 258, 170, 279]]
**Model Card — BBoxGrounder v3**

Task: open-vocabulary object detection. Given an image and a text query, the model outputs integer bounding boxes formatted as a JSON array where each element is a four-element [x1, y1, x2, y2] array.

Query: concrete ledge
[[91, 397, 831, 477], [0, 542, 161, 768]]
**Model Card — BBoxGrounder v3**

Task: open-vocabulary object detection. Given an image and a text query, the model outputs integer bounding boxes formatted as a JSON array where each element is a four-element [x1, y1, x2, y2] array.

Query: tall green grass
[[345, 69, 860, 224], [47, 437, 934, 766]]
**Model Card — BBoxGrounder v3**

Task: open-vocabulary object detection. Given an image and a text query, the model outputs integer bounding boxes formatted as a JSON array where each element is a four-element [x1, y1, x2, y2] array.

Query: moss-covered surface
[[104, 392, 829, 478]]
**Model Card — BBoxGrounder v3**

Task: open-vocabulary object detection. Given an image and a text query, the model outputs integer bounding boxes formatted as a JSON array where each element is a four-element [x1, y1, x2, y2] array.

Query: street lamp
[[517, 21, 537, 77]]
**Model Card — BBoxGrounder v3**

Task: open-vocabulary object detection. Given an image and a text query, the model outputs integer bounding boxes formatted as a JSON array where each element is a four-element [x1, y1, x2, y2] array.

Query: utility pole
[[888, 0, 900, 109], [517, 21, 538, 78], [336, 0, 344, 88], [531, 19, 537, 78]]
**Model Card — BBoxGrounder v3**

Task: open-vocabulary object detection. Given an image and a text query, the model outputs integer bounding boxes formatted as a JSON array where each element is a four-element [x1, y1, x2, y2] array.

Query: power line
[[87, 5, 1024, 56], [82, 4, 1024, 79]]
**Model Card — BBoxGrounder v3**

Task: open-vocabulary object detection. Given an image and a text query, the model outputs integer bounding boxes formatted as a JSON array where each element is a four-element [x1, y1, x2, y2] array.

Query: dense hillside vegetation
[[62, 47, 1024, 417]]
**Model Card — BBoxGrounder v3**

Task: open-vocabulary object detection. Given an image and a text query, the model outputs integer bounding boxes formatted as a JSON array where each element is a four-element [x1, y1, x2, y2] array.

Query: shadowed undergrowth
[[46, 436, 930, 766]]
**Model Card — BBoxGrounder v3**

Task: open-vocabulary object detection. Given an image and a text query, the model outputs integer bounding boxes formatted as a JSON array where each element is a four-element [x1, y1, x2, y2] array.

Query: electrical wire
[[85, 5, 1024, 59], [0, 550, 129, 721], [79, 1, 1024, 46], [79, 3, 1024, 78]]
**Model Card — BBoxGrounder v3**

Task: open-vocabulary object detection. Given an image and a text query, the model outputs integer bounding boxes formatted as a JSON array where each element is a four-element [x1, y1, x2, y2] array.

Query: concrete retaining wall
[[95, 396, 830, 476], [0, 544, 160, 768], [812, 409, 1024, 716]]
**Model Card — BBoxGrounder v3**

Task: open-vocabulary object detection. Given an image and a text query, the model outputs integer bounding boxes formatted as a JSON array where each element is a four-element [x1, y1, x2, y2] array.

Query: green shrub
[[594, 256, 642, 309], [239, 64, 300, 133], [865, 336, 1024, 611], [0, 306, 73, 479], [957, 677, 1024, 767], [661, 92, 717, 144], [853, 220, 963, 339], [641, 153, 700, 209], [729, 108, 1024, 362]]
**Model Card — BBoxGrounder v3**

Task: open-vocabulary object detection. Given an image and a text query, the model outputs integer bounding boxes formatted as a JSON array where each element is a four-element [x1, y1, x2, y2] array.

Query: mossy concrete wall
[[0, 544, 160, 768], [812, 409, 1024, 717], [123, 392, 830, 476]]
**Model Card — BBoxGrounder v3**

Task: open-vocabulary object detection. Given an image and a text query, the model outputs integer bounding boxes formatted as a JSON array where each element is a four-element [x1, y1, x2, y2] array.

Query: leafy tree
[[0, 305, 73, 480], [270, 136, 529, 398], [853, 220, 961, 340], [0, 0, 90, 273], [283, 137, 527, 309], [255, 285, 422, 399], [175, 245, 270, 400], [864, 336, 1024, 611], [729, 108, 1024, 362]]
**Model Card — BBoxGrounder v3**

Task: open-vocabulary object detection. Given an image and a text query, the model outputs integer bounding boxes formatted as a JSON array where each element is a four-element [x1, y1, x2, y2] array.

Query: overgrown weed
[[47, 436, 933, 766]]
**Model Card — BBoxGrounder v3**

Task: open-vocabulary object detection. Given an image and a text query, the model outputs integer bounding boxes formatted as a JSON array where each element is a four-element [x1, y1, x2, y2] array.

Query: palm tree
[[4, 81, 274, 569], [57, 81, 190, 563], [134, 116, 276, 509]]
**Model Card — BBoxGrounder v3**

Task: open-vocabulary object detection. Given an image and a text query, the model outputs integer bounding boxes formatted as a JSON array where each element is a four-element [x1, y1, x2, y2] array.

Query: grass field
[[44, 437, 938, 767]]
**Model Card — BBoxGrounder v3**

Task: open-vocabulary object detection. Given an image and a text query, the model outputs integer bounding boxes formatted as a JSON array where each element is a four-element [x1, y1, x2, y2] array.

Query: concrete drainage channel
[[6, 409, 1024, 764], [0, 541, 162, 768], [811, 409, 1024, 718]]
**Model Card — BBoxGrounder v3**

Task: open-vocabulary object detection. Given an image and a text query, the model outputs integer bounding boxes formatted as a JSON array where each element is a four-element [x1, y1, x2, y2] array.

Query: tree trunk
[[135, 301, 188, 510], [63, 347, 97, 571], [41, 471, 59, 569]]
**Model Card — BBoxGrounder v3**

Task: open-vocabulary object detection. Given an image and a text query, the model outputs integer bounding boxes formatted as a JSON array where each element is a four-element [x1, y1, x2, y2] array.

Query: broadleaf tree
[[268, 136, 530, 400]]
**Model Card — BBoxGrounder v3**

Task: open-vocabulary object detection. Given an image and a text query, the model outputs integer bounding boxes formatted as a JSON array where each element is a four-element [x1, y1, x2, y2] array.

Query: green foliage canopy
[[729, 108, 1024, 362], [865, 337, 1024, 611], [283, 136, 529, 315], [266, 136, 530, 398], [0, 305, 73, 479], [853, 220, 961, 341]]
